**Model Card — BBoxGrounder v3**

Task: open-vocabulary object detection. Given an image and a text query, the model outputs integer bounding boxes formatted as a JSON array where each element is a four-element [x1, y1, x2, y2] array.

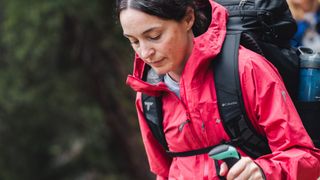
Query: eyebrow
[[123, 26, 160, 38]]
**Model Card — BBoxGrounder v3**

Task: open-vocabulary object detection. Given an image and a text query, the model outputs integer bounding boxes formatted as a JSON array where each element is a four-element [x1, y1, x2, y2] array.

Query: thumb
[[219, 162, 229, 177]]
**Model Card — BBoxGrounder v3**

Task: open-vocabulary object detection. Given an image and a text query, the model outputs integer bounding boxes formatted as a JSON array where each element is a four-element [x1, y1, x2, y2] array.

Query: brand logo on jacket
[[144, 102, 153, 111], [221, 101, 238, 107]]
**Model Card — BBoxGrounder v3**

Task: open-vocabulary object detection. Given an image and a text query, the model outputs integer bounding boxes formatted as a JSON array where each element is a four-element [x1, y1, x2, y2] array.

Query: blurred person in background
[[288, 0, 320, 51]]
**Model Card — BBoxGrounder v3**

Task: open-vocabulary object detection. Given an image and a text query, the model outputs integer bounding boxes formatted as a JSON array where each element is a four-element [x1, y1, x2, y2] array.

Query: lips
[[149, 58, 164, 67]]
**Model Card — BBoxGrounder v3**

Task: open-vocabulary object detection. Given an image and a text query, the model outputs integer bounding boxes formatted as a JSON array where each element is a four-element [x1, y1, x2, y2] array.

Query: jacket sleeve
[[239, 48, 320, 180], [156, 175, 169, 180], [135, 92, 172, 178]]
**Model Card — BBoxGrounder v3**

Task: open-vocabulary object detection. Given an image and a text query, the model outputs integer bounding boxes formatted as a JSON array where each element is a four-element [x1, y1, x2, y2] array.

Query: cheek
[[158, 38, 175, 56], [164, 36, 182, 54], [158, 30, 189, 61], [162, 43, 179, 63]]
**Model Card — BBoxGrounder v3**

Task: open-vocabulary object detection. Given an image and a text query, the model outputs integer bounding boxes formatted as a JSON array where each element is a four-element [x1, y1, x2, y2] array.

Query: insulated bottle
[[298, 47, 320, 102]]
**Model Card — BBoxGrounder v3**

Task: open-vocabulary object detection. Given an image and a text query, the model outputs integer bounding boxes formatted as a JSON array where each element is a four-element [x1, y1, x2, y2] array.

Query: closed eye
[[123, 34, 139, 46], [126, 38, 139, 46], [149, 34, 161, 41], [130, 40, 139, 45]]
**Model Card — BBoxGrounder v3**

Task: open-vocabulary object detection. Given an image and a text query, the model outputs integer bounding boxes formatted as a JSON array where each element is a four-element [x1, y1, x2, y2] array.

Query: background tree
[[0, 0, 151, 179]]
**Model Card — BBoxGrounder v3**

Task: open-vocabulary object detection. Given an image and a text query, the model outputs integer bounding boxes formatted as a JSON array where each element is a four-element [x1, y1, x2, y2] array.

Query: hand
[[219, 157, 265, 180]]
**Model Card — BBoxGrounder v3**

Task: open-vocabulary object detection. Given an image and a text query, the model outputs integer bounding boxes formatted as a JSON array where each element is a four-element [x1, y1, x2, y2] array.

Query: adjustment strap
[[166, 145, 218, 157]]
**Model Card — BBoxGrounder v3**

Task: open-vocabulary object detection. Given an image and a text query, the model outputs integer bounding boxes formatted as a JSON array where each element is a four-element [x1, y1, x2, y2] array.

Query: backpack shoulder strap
[[213, 32, 271, 158], [142, 92, 169, 151]]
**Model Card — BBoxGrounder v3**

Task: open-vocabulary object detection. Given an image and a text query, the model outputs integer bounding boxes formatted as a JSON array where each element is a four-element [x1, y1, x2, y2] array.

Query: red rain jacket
[[126, 1, 320, 179]]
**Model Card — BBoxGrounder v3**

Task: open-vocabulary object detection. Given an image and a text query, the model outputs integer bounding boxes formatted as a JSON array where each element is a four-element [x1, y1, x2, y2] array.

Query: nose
[[140, 43, 155, 60]]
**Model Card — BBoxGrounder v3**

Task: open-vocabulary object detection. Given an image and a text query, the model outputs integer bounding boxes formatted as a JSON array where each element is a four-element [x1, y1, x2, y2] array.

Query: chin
[[152, 68, 168, 76]]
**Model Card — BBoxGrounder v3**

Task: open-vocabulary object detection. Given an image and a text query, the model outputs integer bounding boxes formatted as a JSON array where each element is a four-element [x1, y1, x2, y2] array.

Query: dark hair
[[116, 0, 211, 37]]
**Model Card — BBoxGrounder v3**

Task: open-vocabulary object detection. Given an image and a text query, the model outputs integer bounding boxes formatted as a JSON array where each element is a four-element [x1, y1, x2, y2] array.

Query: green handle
[[208, 144, 240, 168]]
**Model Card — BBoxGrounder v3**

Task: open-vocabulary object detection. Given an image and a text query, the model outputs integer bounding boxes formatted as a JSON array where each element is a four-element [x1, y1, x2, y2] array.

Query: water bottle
[[298, 47, 320, 102]]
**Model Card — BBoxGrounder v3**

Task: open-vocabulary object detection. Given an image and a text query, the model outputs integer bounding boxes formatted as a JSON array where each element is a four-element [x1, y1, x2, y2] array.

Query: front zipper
[[201, 121, 210, 146], [180, 77, 203, 147], [177, 115, 202, 147], [202, 122, 206, 132], [164, 84, 202, 147]]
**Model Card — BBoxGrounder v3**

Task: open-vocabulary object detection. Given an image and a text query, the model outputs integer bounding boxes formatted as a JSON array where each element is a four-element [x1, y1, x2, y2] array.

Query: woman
[[116, 0, 320, 179]]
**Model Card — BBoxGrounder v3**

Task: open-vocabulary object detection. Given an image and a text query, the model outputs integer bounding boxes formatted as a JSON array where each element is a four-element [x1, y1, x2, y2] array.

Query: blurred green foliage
[[0, 0, 150, 179]]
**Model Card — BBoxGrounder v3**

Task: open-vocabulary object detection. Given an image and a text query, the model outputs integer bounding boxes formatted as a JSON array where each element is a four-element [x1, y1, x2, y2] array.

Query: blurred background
[[0, 0, 152, 179]]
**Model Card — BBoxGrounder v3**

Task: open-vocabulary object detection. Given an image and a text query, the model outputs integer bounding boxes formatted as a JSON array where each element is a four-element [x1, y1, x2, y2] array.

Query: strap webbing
[[166, 145, 217, 157], [213, 32, 271, 158]]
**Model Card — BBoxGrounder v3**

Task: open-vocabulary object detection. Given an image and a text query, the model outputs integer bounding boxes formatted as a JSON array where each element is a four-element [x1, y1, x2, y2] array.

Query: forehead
[[120, 8, 170, 36]]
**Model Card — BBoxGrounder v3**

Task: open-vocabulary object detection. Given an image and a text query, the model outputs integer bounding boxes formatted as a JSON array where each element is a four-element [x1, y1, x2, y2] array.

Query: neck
[[168, 72, 180, 82]]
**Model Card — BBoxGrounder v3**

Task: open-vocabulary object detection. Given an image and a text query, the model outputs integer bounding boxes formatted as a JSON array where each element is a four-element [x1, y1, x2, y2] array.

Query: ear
[[184, 7, 195, 31]]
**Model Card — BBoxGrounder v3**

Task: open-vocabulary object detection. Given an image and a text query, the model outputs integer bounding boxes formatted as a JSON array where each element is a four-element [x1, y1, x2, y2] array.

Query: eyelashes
[[148, 34, 161, 41], [128, 34, 162, 48]]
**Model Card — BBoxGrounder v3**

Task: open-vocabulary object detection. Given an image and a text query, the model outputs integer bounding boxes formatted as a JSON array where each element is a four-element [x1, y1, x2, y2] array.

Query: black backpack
[[141, 0, 320, 159]]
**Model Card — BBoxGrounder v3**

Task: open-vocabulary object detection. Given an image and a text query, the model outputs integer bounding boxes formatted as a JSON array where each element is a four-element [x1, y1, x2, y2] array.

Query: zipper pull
[[179, 120, 190, 132], [239, 0, 247, 7]]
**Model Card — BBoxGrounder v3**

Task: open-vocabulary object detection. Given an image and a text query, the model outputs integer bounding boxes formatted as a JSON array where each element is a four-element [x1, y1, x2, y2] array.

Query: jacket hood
[[126, 1, 227, 95]]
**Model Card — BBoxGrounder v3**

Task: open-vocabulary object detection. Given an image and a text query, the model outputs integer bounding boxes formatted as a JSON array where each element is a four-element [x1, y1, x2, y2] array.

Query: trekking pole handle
[[208, 144, 241, 168]]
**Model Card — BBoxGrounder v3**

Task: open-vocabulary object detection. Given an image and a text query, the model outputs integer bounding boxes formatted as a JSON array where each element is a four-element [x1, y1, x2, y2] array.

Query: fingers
[[224, 157, 264, 180], [219, 162, 229, 177], [226, 157, 247, 179]]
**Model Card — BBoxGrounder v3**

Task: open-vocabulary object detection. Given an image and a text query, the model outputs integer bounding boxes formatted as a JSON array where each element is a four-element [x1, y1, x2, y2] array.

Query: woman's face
[[120, 8, 194, 78]]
